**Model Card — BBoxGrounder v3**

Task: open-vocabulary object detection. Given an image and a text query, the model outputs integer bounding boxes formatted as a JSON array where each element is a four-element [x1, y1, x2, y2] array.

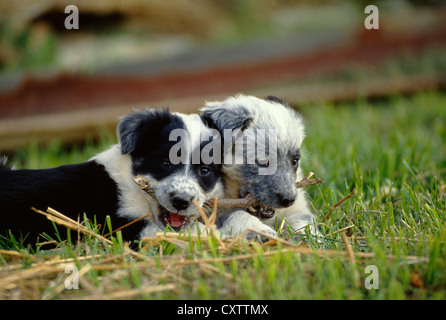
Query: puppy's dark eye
[[256, 159, 270, 168], [292, 157, 299, 167], [199, 166, 210, 176], [161, 160, 172, 168]]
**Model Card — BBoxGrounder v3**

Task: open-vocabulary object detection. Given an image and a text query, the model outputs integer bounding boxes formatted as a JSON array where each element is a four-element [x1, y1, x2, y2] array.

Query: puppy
[[201, 94, 317, 238], [0, 109, 224, 245]]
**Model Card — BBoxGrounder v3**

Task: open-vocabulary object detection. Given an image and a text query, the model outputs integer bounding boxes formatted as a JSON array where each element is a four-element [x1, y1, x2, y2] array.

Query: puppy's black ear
[[200, 104, 253, 134], [118, 108, 172, 155], [265, 96, 283, 104], [265, 96, 290, 107]]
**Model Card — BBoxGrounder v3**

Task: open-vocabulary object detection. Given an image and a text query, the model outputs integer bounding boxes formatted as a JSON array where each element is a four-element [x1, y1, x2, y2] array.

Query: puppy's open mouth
[[241, 192, 277, 219], [249, 204, 276, 219], [160, 206, 186, 231]]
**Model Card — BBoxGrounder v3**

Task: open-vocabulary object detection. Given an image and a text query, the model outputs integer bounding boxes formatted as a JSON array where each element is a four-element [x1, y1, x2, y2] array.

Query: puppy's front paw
[[220, 210, 277, 241], [245, 225, 277, 242]]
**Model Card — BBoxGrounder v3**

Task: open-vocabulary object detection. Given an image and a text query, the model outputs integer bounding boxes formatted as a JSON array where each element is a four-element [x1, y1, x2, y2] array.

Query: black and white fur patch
[[201, 94, 317, 237], [0, 109, 224, 245]]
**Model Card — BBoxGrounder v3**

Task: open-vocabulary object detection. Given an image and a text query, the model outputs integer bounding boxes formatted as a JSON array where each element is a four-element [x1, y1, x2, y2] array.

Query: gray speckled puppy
[[201, 94, 317, 238]]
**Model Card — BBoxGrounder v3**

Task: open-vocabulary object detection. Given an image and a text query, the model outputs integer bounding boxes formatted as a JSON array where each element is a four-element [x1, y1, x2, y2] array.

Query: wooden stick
[[207, 194, 256, 209], [322, 189, 357, 222], [133, 172, 323, 210], [330, 189, 357, 212], [133, 175, 157, 199], [296, 172, 324, 188], [329, 224, 355, 237]]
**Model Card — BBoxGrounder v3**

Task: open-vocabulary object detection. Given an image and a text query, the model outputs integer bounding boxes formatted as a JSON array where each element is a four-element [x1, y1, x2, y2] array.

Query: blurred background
[[0, 0, 445, 152]]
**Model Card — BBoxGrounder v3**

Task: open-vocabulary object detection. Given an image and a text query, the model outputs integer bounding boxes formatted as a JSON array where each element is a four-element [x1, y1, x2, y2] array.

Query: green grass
[[1, 91, 445, 300]]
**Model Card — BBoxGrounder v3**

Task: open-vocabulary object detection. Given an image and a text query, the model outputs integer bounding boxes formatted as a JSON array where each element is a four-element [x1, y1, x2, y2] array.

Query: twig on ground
[[322, 189, 357, 222], [329, 224, 355, 237]]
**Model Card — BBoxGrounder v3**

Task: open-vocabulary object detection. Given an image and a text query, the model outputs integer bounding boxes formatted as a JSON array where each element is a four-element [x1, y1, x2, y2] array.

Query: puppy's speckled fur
[[201, 94, 316, 237]]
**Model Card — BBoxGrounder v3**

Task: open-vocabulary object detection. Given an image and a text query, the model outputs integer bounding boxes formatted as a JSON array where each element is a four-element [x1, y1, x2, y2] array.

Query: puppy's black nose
[[172, 196, 190, 211], [276, 193, 296, 208]]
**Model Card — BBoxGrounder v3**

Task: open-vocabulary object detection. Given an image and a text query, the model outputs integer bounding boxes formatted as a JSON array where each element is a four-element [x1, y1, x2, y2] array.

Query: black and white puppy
[[201, 94, 317, 237], [0, 109, 224, 245]]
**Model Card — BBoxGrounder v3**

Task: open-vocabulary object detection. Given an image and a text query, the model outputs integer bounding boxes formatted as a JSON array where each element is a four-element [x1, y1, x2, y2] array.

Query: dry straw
[[0, 171, 428, 299]]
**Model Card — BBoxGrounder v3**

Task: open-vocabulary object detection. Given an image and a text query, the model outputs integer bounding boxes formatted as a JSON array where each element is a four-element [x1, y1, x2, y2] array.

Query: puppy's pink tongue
[[165, 212, 185, 228]]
